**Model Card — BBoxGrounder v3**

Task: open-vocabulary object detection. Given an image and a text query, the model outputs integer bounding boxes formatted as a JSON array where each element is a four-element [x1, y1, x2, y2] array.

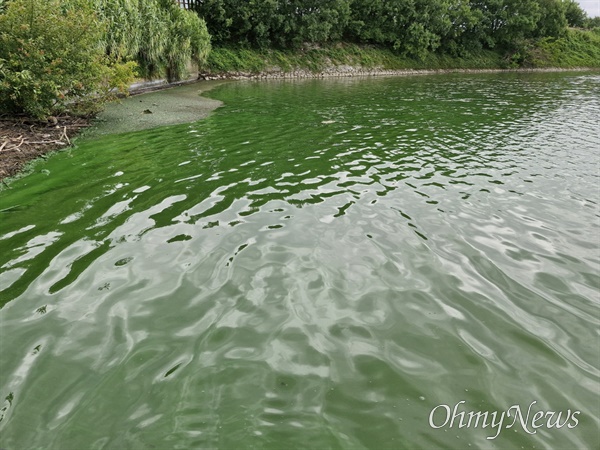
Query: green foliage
[[205, 27, 599, 75], [162, 0, 212, 81], [96, 0, 142, 60], [0, 0, 136, 118], [96, 0, 211, 82], [564, 0, 587, 28], [280, 0, 351, 47], [195, 0, 351, 48], [203, 43, 504, 74], [195, 0, 582, 62], [587, 17, 600, 29], [346, 0, 457, 59], [534, 0, 567, 39], [527, 28, 600, 68], [463, 0, 541, 50]]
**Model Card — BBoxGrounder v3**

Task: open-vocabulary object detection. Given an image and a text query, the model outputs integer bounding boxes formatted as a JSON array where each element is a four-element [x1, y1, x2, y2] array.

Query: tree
[[0, 0, 135, 118], [586, 16, 600, 29], [534, 0, 567, 38], [437, 0, 487, 54], [275, 0, 351, 47], [195, 0, 351, 48], [96, 0, 211, 81], [564, 0, 587, 27], [161, 0, 211, 81], [346, 0, 453, 58]]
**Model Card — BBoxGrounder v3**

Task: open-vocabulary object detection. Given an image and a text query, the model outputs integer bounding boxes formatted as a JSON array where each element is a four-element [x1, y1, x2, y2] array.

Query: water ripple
[[1, 72, 599, 449]]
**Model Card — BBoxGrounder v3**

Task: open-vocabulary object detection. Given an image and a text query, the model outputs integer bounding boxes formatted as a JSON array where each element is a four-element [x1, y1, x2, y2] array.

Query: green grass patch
[[527, 28, 600, 68], [202, 43, 509, 75], [202, 37, 599, 76]]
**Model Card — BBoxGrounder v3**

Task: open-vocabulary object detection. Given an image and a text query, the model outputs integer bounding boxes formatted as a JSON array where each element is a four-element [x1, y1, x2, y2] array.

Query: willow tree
[[95, 0, 211, 81], [162, 0, 212, 81]]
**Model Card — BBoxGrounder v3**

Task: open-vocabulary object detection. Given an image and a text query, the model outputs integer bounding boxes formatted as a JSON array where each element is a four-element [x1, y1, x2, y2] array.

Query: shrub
[[96, 0, 211, 82], [161, 0, 212, 82], [525, 28, 600, 67], [0, 0, 136, 119]]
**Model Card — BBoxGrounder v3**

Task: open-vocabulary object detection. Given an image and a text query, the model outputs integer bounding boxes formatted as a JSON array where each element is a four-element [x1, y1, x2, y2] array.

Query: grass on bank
[[203, 29, 600, 75], [528, 28, 600, 68], [203, 43, 504, 74]]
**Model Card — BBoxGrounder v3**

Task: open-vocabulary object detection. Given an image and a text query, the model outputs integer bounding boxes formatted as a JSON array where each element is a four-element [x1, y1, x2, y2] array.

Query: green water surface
[[1, 73, 599, 449]]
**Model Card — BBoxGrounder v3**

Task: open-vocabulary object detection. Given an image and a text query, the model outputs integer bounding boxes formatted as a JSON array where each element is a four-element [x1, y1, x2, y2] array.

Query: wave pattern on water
[[0, 73, 599, 449]]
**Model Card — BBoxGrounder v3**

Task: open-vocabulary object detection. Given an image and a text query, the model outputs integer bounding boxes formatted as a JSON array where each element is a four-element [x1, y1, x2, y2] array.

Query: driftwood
[[0, 115, 91, 181]]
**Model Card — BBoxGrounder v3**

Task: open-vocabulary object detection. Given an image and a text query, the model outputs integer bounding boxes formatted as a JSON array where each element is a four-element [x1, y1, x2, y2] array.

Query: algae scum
[[1, 73, 599, 449]]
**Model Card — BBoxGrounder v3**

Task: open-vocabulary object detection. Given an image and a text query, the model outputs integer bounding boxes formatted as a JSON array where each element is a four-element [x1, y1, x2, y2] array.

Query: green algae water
[[1, 72, 599, 449]]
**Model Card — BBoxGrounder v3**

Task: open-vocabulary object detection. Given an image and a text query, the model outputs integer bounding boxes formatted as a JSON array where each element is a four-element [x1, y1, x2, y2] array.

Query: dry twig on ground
[[0, 115, 90, 181]]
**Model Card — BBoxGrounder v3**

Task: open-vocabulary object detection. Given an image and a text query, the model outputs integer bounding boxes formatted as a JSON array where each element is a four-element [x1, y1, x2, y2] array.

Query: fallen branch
[[61, 126, 71, 145], [24, 140, 67, 145], [0, 114, 91, 181]]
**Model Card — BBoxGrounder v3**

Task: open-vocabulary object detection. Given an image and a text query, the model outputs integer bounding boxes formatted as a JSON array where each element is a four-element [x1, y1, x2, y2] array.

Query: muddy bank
[[83, 80, 225, 138], [0, 116, 91, 182], [0, 81, 224, 183]]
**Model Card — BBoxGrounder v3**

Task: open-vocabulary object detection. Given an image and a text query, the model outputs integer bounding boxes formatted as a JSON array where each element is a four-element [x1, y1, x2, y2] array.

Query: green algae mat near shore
[[85, 81, 226, 137], [0, 72, 599, 449]]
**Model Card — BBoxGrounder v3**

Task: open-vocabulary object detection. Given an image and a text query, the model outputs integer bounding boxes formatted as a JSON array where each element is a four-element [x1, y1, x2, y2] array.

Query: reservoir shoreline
[[1, 66, 599, 184]]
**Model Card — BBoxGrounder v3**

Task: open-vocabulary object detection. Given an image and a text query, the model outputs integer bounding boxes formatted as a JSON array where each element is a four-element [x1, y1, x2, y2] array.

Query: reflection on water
[[1, 73, 599, 449]]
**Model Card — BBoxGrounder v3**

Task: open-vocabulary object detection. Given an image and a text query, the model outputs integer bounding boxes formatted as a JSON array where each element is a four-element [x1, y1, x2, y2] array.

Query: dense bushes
[[199, 0, 600, 74], [194, 0, 350, 49], [0, 0, 211, 118], [195, 0, 597, 59], [96, 0, 211, 81], [1, 0, 598, 119], [0, 0, 136, 118], [345, 0, 457, 59], [528, 28, 600, 67], [163, 1, 212, 81]]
